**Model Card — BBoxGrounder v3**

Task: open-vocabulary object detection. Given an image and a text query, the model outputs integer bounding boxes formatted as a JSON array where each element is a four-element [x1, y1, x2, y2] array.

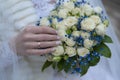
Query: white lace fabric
[[32, 0, 56, 17], [0, 41, 15, 69]]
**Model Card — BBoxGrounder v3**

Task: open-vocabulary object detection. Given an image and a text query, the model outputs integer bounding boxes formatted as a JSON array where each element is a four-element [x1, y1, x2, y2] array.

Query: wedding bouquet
[[38, 0, 113, 76]]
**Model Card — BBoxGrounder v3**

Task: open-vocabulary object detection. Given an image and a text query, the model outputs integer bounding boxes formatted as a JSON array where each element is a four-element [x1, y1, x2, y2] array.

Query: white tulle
[[0, 0, 120, 80]]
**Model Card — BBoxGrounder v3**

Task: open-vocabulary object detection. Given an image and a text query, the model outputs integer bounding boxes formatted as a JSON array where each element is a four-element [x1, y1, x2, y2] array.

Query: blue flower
[[48, 18, 53, 24], [92, 52, 100, 57], [71, 70, 76, 74], [36, 21, 40, 26], [53, 16, 63, 22], [75, 36, 84, 45], [78, 56, 83, 61], [75, 68, 81, 73], [94, 36, 103, 43], [74, 2, 81, 7], [68, 34, 72, 38], [71, 61, 76, 66]]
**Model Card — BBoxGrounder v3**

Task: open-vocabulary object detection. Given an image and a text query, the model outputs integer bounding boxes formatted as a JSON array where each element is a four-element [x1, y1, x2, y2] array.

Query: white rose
[[79, 6, 85, 16], [50, 11, 57, 16], [58, 30, 67, 41], [81, 18, 96, 31], [83, 4, 93, 16], [58, 9, 68, 18], [95, 23, 106, 36], [80, 31, 90, 39], [40, 17, 50, 26], [62, 2, 74, 11], [52, 18, 58, 25], [72, 31, 80, 37], [77, 48, 90, 57], [52, 46, 64, 56], [71, 8, 80, 15], [64, 17, 78, 28], [94, 7, 102, 14], [65, 46, 76, 57], [90, 15, 102, 25], [56, 22, 67, 30], [84, 39, 94, 49], [65, 38, 76, 47]]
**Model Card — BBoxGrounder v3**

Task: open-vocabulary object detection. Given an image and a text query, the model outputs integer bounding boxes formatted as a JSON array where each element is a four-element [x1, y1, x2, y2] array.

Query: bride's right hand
[[14, 26, 61, 56]]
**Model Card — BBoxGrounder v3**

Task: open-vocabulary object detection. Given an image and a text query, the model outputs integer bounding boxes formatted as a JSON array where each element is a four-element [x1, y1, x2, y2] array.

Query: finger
[[24, 41, 61, 49], [24, 26, 57, 34], [26, 48, 55, 55], [24, 34, 61, 41]]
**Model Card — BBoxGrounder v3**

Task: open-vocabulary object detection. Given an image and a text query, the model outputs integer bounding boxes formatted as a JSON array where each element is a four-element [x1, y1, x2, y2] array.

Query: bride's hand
[[14, 26, 61, 56]]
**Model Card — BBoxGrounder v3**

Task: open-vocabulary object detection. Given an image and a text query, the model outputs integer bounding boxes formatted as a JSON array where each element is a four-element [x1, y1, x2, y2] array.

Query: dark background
[[103, 0, 120, 41]]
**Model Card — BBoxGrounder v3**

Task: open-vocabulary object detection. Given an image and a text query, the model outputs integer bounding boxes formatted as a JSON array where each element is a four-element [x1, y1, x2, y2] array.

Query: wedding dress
[[0, 0, 120, 80]]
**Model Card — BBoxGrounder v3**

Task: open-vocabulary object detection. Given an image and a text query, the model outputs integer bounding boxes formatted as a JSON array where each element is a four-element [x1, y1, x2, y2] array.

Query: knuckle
[[25, 49, 30, 54], [42, 35, 57, 40], [51, 35, 57, 39], [46, 49, 52, 53], [42, 34, 50, 40], [48, 42, 55, 46], [36, 50, 42, 55], [40, 35, 45, 40], [41, 27, 46, 32], [23, 42, 27, 48], [24, 27, 31, 33], [23, 34, 30, 40], [42, 50, 48, 54], [52, 42, 57, 45], [44, 35, 51, 39]]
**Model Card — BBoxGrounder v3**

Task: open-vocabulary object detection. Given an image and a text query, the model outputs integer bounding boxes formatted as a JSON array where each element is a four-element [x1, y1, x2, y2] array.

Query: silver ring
[[38, 42, 41, 48]]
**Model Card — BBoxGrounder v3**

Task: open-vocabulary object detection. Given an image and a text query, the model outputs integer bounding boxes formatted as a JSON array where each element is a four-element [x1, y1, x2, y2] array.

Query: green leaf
[[64, 56, 77, 72], [103, 20, 109, 27], [72, 26, 77, 31], [57, 59, 65, 72], [80, 64, 89, 76], [53, 56, 62, 62], [70, 0, 77, 2], [64, 55, 69, 60], [41, 60, 53, 72], [103, 35, 113, 43], [51, 24, 56, 29], [52, 62, 56, 69], [94, 43, 112, 58], [89, 56, 100, 66], [66, 29, 72, 35], [64, 63, 71, 73]]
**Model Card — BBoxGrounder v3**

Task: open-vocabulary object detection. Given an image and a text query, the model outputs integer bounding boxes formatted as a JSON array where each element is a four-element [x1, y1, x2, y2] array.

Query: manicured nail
[[56, 41, 62, 45], [56, 31, 58, 34], [52, 48, 56, 51], [57, 36, 61, 39]]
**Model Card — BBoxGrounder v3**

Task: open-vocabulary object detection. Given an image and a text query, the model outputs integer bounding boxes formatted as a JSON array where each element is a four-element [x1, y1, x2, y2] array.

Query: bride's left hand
[[13, 26, 61, 56]]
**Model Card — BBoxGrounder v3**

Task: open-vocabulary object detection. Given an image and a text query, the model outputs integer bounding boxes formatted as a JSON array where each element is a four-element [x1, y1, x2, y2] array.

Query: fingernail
[[57, 36, 61, 39], [56, 41, 62, 45], [52, 48, 56, 51], [56, 31, 58, 34]]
